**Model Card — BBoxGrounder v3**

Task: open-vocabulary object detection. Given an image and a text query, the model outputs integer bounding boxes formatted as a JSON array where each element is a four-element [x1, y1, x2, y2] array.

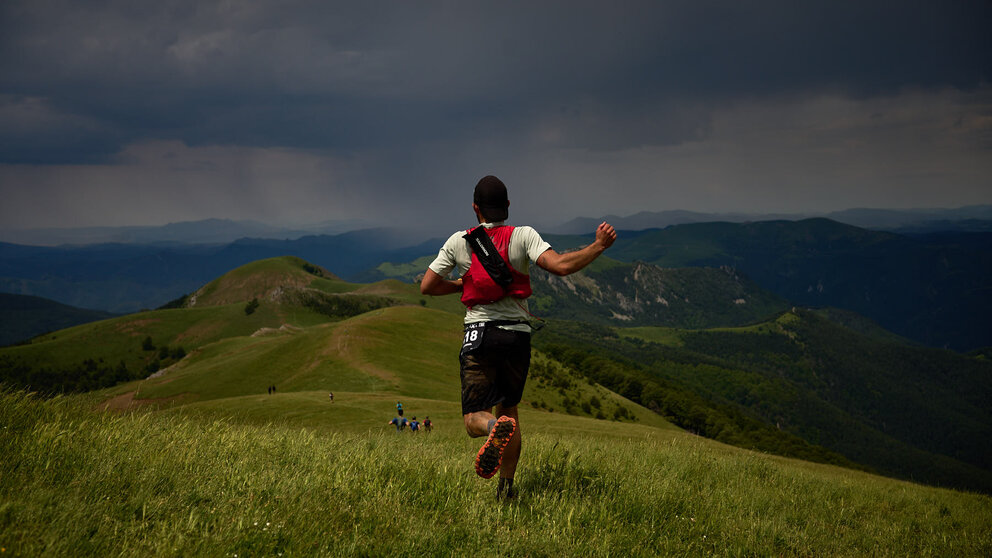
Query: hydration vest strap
[[463, 226, 514, 288]]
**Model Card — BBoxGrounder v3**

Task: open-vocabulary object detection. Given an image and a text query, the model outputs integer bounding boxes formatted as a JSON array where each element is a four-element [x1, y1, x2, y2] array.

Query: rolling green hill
[[0, 255, 648, 429], [0, 257, 461, 394], [95, 302, 667, 432], [1, 255, 846, 471], [533, 309, 992, 493]]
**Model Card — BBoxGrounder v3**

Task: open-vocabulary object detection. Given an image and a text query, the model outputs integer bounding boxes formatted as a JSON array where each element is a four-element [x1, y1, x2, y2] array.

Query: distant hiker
[[424, 416, 433, 433], [329, 392, 334, 403], [421, 175, 616, 499], [410, 417, 421, 433], [388, 417, 402, 432], [268, 386, 272, 395], [397, 401, 403, 416]]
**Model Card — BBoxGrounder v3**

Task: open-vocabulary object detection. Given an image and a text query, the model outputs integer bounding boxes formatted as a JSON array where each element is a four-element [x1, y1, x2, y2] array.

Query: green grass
[[367, 254, 437, 282], [191, 256, 359, 305], [4, 256, 991, 555], [619, 326, 687, 346], [1, 298, 351, 389], [2, 389, 990, 557], [618, 311, 804, 346], [106, 306, 463, 405], [98, 305, 669, 434], [0, 258, 466, 396]]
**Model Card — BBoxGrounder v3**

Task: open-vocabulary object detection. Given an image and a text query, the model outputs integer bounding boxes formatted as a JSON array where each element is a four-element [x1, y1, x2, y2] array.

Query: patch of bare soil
[[251, 324, 303, 337], [325, 321, 399, 383], [114, 318, 163, 336]]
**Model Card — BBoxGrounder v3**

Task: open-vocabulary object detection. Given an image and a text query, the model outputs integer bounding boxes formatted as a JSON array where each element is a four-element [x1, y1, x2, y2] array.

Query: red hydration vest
[[460, 226, 532, 308]]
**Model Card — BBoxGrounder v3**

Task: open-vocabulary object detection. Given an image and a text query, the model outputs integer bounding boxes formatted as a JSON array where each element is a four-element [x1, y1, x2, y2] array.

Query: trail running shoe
[[474, 416, 517, 479]]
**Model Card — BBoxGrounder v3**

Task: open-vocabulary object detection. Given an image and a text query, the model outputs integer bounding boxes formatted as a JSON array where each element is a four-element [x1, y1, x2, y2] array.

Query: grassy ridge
[[2, 389, 991, 556], [545, 310, 992, 493], [105, 305, 663, 431], [0, 257, 462, 395], [124, 306, 462, 404]]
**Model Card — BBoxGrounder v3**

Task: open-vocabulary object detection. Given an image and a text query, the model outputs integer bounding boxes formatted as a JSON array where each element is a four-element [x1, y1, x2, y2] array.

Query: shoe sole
[[474, 416, 517, 479]]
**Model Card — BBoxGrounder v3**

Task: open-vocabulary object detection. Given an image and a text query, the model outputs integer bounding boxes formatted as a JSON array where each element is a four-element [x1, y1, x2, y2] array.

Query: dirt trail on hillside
[[325, 320, 399, 383], [272, 318, 399, 389], [99, 391, 138, 411]]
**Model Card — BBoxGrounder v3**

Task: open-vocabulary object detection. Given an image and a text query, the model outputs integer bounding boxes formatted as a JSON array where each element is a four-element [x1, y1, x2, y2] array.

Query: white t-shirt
[[428, 221, 552, 330]]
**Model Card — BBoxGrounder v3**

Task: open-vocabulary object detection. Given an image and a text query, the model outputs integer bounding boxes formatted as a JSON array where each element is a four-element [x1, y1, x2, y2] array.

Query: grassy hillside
[[0, 257, 464, 394], [4, 253, 989, 511], [93, 303, 658, 431], [351, 254, 436, 283], [3, 388, 992, 556], [4, 254, 986, 491], [3, 254, 992, 555], [535, 310, 992, 493]]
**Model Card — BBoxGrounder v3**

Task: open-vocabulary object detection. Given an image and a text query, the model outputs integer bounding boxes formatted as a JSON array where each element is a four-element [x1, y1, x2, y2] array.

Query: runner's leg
[[493, 404, 520, 479], [464, 409, 496, 437]]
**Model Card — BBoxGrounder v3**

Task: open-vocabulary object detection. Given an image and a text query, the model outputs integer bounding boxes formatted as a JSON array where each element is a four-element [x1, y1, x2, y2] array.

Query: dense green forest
[[532, 310, 992, 493]]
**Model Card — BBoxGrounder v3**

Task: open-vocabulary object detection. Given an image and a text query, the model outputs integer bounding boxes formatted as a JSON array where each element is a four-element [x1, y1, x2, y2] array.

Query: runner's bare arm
[[420, 268, 464, 296], [537, 222, 617, 276]]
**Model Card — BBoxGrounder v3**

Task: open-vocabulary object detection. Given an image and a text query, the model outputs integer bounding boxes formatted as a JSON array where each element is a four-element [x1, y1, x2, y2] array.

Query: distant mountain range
[[0, 218, 374, 247], [0, 293, 117, 347], [0, 229, 442, 313], [1, 217, 990, 351], [599, 219, 992, 351], [548, 205, 992, 235], [2, 205, 989, 247], [363, 219, 992, 351]]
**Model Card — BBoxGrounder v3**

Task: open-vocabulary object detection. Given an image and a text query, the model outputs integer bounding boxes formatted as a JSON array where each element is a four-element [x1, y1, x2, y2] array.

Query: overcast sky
[[1, 1, 989, 234]]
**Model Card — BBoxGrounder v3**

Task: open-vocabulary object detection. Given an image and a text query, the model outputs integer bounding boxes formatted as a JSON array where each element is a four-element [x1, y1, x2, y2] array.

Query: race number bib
[[461, 322, 486, 354]]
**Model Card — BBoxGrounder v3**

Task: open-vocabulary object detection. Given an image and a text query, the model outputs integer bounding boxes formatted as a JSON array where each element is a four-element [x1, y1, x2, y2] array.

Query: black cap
[[473, 175, 509, 222]]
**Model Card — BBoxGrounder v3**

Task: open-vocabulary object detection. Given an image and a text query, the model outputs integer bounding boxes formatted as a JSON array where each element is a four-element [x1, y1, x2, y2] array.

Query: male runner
[[421, 175, 616, 499]]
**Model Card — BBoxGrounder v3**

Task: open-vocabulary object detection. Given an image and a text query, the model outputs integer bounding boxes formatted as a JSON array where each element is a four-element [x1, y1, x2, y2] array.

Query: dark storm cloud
[[0, 1, 989, 231], [2, 0, 989, 163]]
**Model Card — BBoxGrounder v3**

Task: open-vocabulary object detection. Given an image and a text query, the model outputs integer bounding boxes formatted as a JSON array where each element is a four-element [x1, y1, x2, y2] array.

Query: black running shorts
[[459, 323, 531, 415]]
